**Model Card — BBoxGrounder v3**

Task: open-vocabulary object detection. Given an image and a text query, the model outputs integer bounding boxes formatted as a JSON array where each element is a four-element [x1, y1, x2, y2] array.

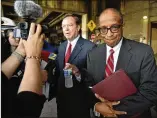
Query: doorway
[[150, 22, 157, 55]]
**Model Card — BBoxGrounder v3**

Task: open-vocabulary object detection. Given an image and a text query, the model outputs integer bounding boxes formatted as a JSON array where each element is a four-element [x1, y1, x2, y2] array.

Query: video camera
[[13, 18, 49, 39], [13, 0, 49, 40]]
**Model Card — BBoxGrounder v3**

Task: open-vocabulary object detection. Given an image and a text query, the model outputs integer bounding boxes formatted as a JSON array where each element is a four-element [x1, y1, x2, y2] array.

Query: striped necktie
[[105, 49, 114, 78]]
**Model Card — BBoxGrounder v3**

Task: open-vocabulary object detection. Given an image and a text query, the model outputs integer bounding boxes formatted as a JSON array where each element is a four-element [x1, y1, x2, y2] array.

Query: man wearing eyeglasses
[[86, 8, 157, 118]]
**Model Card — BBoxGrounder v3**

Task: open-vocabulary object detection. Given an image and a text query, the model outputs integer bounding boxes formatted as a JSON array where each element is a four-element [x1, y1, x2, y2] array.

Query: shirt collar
[[67, 35, 80, 46]]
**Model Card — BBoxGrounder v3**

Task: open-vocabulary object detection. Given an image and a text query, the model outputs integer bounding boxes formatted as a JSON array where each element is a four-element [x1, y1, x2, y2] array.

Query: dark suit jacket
[[56, 37, 96, 118], [87, 38, 157, 118]]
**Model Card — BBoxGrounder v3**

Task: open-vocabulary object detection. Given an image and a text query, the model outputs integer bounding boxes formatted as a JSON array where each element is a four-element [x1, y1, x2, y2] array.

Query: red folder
[[92, 69, 137, 101]]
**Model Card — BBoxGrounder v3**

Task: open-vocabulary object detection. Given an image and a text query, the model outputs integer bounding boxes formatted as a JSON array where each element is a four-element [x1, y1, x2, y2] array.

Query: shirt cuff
[[75, 74, 81, 82], [94, 103, 100, 117]]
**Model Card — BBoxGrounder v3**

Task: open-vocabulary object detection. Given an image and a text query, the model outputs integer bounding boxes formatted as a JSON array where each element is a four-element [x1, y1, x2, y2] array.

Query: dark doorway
[[150, 22, 157, 55], [106, 0, 121, 10]]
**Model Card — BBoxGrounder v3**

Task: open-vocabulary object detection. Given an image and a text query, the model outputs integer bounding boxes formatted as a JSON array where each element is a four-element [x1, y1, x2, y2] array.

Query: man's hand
[[64, 63, 80, 76], [95, 94, 127, 117]]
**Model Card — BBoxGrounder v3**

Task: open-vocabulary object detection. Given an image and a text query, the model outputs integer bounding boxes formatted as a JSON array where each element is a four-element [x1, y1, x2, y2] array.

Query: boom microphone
[[14, 0, 42, 20]]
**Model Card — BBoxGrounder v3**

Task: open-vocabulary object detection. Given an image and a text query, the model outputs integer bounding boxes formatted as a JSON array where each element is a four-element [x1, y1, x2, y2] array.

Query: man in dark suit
[[55, 14, 96, 118], [86, 8, 157, 118]]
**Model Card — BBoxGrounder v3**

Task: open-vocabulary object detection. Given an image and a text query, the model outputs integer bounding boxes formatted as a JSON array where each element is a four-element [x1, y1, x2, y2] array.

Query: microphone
[[41, 51, 57, 74], [14, 0, 42, 20], [43, 52, 58, 101], [48, 53, 57, 61], [41, 52, 57, 100], [41, 51, 51, 62], [41, 51, 57, 62]]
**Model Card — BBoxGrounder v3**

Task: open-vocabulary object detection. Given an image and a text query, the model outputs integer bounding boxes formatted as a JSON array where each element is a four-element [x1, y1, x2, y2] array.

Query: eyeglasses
[[97, 25, 122, 34]]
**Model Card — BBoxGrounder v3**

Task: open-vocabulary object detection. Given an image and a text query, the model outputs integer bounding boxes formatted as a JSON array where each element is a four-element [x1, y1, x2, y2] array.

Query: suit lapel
[[60, 41, 67, 69], [116, 38, 132, 71], [95, 44, 107, 82], [68, 38, 83, 63]]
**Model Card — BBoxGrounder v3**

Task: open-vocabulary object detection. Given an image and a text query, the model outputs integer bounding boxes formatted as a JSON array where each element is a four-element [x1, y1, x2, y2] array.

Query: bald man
[[86, 8, 157, 118]]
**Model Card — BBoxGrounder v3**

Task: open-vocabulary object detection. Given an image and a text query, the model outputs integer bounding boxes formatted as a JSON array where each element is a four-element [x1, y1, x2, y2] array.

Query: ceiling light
[[143, 16, 148, 19]]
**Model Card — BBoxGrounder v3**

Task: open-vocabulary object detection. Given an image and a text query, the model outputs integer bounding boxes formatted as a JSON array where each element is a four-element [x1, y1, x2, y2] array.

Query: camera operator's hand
[[15, 39, 26, 57], [8, 31, 26, 57], [8, 32, 19, 46], [8, 32, 24, 53], [22, 23, 45, 57]]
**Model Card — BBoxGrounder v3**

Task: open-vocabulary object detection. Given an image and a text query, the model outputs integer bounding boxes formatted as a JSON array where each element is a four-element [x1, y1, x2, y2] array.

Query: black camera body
[[13, 20, 49, 40], [13, 21, 29, 39]]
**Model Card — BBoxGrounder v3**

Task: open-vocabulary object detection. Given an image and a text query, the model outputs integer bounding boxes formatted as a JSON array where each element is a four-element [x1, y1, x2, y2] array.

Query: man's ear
[[77, 25, 80, 31]]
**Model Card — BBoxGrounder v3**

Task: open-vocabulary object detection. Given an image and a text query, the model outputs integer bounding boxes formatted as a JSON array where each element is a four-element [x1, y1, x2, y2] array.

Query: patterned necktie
[[65, 43, 72, 64], [105, 49, 114, 78]]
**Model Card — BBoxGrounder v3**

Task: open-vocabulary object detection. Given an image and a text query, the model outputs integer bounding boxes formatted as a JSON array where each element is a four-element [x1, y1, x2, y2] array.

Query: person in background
[[86, 8, 157, 118], [49, 14, 96, 118], [43, 39, 58, 54], [2, 23, 46, 118], [1, 17, 15, 63], [93, 33, 105, 45]]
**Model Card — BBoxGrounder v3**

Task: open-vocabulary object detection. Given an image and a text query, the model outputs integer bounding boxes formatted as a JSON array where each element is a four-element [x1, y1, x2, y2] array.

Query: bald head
[[98, 8, 123, 47], [99, 8, 123, 25]]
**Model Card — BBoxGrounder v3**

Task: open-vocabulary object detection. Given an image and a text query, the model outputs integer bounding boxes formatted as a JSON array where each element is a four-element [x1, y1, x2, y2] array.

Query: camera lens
[[21, 24, 24, 28], [20, 23, 26, 29]]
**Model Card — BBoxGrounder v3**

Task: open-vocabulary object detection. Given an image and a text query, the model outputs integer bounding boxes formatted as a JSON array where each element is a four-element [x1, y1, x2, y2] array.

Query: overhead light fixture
[[143, 16, 148, 19]]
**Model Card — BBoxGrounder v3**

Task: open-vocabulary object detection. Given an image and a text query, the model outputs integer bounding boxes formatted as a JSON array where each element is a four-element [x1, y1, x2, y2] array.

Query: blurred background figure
[[1, 17, 16, 62], [93, 33, 105, 45]]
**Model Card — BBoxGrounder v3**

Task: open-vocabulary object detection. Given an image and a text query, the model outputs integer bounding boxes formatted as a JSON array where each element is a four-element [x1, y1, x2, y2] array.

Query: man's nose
[[65, 26, 69, 31], [106, 29, 113, 37]]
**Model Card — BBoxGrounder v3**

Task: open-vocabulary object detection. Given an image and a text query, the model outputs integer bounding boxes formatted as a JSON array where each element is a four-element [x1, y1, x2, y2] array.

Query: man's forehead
[[62, 16, 75, 22], [99, 13, 121, 24], [99, 17, 120, 24]]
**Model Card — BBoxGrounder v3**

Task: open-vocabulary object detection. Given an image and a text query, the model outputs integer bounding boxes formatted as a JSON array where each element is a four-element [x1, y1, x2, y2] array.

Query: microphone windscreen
[[14, 0, 42, 19]]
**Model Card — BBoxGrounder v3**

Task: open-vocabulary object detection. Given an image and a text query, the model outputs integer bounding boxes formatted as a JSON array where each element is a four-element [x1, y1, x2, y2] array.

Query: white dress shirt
[[65, 35, 80, 56], [65, 35, 81, 82], [106, 37, 123, 72]]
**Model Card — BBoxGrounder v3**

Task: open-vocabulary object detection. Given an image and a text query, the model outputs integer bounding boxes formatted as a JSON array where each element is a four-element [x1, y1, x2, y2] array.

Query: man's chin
[[104, 41, 115, 47], [65, 36, 71, 40], [66, 38, 73, 41]]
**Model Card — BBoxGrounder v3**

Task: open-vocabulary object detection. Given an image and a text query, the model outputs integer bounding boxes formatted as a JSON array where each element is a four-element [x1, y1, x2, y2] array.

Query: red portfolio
[[92, 69, 137, 101]]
